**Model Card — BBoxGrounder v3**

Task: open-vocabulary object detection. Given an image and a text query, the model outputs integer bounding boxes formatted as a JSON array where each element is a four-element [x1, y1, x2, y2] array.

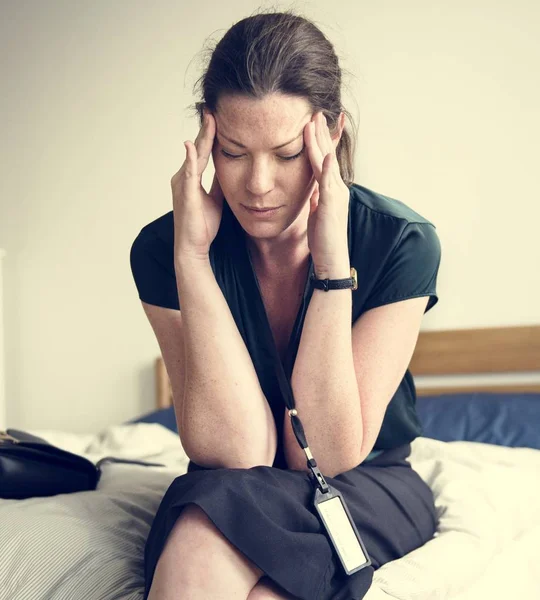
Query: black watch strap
[[311, 267, 358, 292]]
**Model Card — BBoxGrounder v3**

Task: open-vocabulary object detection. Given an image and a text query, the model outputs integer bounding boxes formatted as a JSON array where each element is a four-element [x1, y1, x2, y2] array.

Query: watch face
[[351, 267, 358, 291]]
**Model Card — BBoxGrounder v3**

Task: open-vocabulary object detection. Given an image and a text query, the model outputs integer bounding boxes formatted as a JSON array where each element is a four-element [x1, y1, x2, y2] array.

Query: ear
[[331, 112, 346, 150]]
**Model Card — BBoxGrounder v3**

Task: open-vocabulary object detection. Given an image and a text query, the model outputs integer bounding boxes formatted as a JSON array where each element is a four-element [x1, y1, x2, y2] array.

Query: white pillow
[[0, 462, 183, 600], [0, 423, 188, 600]]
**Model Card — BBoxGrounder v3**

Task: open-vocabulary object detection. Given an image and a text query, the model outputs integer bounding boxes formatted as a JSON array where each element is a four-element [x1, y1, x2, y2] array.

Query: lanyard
[[244, 239, 372, 576], [275, 373, 329, 494], [245, 245, 329, 494]]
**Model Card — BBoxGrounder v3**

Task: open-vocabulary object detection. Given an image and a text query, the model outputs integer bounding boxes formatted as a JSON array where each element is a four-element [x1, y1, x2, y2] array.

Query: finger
[[305, 173, 317, 201], [193, 109, 209, 146], [185, 111, 210, 180], [315, 112, 332, 157], [305, 117, 324, 181], [322, 113, 336, 150], [194, 110, 215, 171], [316, 153, 328, 208], [181, 141, 199, 197], [310, 181, 319, 215], [321, 152, 332, 192], [319, 113, 341, 186]]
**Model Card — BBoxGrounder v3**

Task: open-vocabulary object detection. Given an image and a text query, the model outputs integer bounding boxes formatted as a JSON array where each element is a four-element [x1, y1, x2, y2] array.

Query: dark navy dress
[[130, 183, 442, 599]]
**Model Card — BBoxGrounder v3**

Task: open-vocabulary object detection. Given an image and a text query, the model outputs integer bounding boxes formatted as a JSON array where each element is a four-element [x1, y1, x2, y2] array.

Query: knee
[[247, 577, 297, 600], [166, 503, 216, 545], [179, 503, 211, 526]]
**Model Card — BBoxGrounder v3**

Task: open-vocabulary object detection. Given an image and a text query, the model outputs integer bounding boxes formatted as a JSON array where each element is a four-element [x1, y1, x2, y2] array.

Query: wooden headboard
[[155, 324, 540, 410]]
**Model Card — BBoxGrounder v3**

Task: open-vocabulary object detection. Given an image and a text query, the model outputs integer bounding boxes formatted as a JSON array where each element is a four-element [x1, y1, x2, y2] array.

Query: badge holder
[[288, 408, 372, 576]]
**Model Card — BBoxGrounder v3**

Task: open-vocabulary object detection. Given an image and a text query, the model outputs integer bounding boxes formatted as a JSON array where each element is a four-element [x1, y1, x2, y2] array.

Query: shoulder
[[130, 211, 178, 309], [130, 211, 176, 274], [347, 183, 439, 259], [348, 183, 435, 227], [347, 184, 441, 316], [131, 211, 175, 250]]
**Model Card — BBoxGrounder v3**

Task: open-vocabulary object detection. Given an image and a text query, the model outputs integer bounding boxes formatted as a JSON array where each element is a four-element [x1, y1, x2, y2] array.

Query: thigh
[[317, 443, 438, 599], [144, 443, 437, 600], [331, 448, 438, 569]]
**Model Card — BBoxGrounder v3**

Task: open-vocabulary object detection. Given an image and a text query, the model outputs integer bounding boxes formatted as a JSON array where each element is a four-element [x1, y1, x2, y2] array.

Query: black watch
[[311, 267, 358, 292]]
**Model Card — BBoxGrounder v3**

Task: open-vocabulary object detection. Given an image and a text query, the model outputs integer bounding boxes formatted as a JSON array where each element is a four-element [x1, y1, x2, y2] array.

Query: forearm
[[175, 256, 277, 469], [285, 260, 363, 477]]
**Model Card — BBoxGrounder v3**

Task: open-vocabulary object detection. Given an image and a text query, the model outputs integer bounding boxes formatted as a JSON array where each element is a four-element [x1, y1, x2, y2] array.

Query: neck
[[246, 236, 309, 278]]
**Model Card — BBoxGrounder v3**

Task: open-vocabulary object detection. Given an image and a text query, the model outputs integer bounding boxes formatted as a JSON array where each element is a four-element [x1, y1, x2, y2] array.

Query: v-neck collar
[[244, 236, 315, 379], [222, 201, 314, 397], [218, 201, 317, 412]]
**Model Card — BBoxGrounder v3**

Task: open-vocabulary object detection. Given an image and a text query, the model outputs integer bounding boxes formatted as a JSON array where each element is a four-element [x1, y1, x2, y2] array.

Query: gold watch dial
[[350, 267, 358, 291]]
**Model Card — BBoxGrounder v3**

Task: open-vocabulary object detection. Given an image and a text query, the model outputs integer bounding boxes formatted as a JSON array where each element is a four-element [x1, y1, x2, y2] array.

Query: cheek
[[213, 164, 236, 191], [212, 152, 231, 178], [213, 149, 236, 171]]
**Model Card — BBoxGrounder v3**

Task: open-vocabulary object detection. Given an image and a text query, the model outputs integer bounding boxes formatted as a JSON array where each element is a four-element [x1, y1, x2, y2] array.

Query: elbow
[[318, 443, 365, 478]]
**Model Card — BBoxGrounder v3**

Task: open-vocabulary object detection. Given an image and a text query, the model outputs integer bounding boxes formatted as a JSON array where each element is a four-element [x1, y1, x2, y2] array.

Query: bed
[[1, 325, 539, 600]]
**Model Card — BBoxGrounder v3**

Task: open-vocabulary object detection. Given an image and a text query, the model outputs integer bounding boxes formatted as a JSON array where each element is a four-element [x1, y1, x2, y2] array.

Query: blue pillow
[[128, 406, 178, 432], [415, 392, 540, 449], [129, 393, 540, 450]]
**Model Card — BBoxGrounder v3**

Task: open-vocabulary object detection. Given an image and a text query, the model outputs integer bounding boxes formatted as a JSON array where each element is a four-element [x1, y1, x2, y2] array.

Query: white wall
[[1, 1, 539, 433], [0, 249, 6, 429]]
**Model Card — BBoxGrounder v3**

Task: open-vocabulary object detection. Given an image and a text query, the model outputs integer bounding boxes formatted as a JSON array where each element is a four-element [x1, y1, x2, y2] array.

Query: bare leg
[[247, 576, 299, 599], [147, 407, 279, 599], [147, 503, 265, 599]]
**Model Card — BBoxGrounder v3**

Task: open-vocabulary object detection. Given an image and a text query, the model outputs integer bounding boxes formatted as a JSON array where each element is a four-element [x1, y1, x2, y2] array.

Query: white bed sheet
[[0, 424, 538, 600]]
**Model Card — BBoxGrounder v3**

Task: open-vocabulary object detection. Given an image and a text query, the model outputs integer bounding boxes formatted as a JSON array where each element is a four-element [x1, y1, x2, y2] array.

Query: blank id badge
[[313, 485, 371, 575]]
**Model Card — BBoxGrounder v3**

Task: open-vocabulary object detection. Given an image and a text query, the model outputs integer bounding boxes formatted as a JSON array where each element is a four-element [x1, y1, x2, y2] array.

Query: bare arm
[[284, 287, 428, 477], [175, 255, 277, 470]]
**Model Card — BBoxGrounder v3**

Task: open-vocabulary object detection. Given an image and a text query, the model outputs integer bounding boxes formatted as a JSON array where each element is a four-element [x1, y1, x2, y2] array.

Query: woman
[[130, 10, 441, 600]]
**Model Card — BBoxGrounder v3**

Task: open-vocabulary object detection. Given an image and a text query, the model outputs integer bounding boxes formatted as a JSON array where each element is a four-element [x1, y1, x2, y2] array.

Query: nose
[[245, 158, 275, 197]]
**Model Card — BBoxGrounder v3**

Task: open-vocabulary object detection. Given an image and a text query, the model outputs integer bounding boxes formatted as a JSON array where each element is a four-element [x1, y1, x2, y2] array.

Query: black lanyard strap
[[288, 409, 329, 494], [243, 237, 329, 494]]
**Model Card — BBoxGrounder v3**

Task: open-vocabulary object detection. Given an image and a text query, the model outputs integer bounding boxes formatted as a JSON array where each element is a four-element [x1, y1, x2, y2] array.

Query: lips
[[243, 205, 282, 217]]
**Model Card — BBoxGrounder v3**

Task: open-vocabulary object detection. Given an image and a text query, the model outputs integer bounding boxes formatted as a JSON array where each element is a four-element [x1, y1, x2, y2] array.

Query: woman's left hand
[[304, 111, 350, 278]]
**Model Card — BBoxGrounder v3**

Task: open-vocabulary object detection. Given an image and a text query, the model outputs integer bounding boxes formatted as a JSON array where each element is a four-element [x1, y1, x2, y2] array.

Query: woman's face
[[211, 94, 317, 244]]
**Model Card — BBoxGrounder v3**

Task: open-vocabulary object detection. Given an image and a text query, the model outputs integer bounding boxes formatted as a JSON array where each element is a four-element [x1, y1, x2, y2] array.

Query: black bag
[[0, 428, 165, 500]]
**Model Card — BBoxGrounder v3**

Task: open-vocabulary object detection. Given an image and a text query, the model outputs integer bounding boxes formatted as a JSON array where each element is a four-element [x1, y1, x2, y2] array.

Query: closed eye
[[221, 147, 305, 161]]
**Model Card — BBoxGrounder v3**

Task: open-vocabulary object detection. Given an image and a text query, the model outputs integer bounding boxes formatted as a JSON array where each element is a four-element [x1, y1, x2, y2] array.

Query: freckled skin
[[211, 94, 316, 273]]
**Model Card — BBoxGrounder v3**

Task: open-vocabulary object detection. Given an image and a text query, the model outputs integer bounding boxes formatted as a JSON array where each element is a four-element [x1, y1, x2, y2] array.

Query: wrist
[[313, 245, 350, 280], [174, 253, 211, 276], [313, 265, 351, 280]]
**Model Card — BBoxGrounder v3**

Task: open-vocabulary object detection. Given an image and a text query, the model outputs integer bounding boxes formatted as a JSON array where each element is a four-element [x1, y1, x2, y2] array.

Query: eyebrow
[[218, 131, 304, 150]]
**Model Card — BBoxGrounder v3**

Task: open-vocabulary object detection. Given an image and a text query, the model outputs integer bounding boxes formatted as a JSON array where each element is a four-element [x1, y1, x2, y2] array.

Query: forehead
[[215, 94, 312, 147]]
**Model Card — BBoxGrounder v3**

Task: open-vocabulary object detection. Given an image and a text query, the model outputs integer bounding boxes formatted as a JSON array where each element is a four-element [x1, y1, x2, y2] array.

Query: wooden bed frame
[[154, 324, 540, 410]]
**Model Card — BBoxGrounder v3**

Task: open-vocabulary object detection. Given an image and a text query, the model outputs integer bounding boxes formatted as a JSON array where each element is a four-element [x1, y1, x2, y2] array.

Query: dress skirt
[[143, 443, 438, 600]]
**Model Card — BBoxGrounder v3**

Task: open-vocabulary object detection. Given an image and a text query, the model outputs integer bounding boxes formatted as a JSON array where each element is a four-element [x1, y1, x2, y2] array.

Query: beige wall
[[1, 1, 539, 433]]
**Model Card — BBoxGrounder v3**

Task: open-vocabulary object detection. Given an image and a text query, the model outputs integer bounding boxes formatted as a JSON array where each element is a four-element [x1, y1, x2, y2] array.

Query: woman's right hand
[[171, 109, 224, 262]]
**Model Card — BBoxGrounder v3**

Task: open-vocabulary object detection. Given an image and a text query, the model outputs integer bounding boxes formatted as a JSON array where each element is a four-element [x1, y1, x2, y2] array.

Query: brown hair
[[189, 8, 358, 187]]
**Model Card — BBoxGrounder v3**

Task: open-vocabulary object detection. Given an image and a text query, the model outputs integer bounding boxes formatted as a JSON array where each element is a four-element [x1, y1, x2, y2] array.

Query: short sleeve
[[362, 222, 441, 314], [129, 228, 180, 310]]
